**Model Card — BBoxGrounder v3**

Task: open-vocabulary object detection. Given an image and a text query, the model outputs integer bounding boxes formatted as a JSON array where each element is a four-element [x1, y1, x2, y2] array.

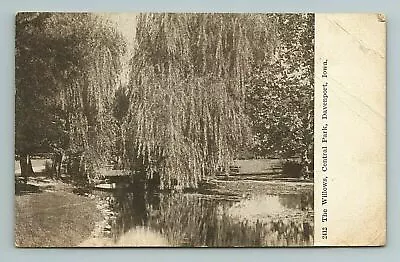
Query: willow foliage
[[16, 13, 127, 179], [126, 13, 278, 189], [53, 14, 127, 178]]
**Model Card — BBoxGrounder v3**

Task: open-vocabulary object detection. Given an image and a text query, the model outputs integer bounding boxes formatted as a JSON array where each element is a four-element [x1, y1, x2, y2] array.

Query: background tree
[[15, 13, 66, 181], [245, 14, 314, 176], [112, 86, 130, 169]]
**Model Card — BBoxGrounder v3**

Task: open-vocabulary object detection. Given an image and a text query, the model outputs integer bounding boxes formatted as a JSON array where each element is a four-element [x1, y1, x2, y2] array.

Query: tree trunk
[[302, 148, 311, 179], [19, 154, 34, 184], [51, 151, 63, 179], [121, 125, 126, 169]]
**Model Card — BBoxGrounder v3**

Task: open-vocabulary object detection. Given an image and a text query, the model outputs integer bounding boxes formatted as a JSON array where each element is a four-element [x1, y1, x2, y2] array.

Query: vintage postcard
[[14, 13, 385, 247]]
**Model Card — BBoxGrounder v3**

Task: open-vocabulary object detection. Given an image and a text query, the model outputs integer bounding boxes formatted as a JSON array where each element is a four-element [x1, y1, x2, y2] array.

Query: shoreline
[[15, 175, 313, 247], [78, 193, 116, 247]]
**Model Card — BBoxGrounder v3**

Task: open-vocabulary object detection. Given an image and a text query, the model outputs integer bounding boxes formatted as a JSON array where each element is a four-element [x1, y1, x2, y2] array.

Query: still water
[[104, 188, 314, 247]]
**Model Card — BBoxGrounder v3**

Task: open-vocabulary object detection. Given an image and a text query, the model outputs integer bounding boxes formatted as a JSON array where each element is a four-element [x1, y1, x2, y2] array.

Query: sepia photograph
[[15, 12, 315, 247]]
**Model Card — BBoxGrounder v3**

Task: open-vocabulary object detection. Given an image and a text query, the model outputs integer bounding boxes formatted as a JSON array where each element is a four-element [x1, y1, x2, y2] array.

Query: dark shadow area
[[15, 182, 42, 196], [72, 187, 92, 196]]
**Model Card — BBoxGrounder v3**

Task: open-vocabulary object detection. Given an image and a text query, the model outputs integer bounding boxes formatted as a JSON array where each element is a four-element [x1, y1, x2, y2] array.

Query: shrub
[[281, 160, 303, 178]]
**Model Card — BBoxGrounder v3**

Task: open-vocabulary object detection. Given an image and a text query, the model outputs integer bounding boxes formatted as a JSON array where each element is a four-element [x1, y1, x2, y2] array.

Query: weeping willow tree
[[15, 12, 127, 181], [125, 13, 279, 190], [49, 13, 127, 181]]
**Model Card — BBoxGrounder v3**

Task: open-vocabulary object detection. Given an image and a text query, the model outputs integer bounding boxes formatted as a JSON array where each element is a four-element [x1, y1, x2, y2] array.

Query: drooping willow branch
[[44, 13, 127, 178], [125, 13, 279, 189]]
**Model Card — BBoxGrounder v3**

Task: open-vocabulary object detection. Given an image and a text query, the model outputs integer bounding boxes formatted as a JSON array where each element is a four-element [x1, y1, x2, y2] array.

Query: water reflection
[[109, 190, 314, 247], [279, 193, 314, 211]]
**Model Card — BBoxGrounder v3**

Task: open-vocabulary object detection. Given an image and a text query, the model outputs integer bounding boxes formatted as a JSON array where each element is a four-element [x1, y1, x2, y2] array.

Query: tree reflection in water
[[109, 191, 314, 247]]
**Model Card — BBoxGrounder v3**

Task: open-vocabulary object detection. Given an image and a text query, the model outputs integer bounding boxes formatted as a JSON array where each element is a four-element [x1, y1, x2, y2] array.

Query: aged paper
[[314, 13, 386, 246], [14, 13, 385, 247]]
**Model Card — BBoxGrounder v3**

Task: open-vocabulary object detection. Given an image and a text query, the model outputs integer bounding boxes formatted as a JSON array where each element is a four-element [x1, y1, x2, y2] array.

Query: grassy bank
[[204, 179, 313, 196], [15, 188, 102, 247]]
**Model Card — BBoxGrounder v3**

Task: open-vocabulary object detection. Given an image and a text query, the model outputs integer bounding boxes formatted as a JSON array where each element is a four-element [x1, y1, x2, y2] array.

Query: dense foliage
[[15, 13, 314, 187], [15, 13, 127, 180], [124, 13, 279, 189], [245, 14, 314, 176]]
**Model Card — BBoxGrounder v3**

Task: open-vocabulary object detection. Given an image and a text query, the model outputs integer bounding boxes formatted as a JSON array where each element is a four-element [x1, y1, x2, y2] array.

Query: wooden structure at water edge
[[94, 166, 132, 191]]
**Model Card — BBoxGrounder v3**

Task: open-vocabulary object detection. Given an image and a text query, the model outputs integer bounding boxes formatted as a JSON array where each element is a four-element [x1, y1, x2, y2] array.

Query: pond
[[102, 183, 314, 247]]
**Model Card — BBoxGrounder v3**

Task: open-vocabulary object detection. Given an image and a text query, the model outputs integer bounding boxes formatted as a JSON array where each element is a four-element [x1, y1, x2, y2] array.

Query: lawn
[[15, 190, 102, 247]]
